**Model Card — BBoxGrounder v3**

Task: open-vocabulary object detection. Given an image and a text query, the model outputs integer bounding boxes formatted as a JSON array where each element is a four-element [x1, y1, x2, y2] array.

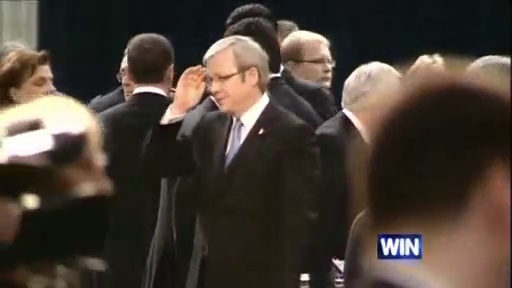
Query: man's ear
[[167, 64, 175, 83]]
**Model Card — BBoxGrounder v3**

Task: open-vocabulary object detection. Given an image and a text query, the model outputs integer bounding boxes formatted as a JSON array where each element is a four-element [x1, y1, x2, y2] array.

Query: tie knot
[[233, 118, 243, 128]]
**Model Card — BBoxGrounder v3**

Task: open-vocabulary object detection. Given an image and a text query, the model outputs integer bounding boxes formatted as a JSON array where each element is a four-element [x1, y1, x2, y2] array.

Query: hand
[[406, 54, 445, 76], [172, 65, 206, 114]]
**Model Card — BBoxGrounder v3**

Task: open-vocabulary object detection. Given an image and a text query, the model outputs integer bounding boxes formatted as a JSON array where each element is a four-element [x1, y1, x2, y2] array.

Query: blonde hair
[[280, 30, 330, 63]]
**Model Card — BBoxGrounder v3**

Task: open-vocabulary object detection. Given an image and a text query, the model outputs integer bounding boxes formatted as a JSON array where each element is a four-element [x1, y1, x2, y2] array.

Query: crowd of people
[[0, 3, 510, 288]]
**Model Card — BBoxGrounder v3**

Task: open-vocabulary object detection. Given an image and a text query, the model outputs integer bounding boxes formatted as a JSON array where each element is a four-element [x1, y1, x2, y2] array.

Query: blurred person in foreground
[[0, 41, 28, 61], [358, 73, 510, 287], [0, 94, 112, 287], [0, 49, 56, 107]]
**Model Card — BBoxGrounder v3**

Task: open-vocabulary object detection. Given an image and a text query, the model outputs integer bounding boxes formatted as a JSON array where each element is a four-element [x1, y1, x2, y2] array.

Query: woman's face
[[11, 65, 55, 103]]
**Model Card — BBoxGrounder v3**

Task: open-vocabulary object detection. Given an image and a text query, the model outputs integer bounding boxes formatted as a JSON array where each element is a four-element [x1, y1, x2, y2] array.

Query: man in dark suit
[[225, 3, 337, 121], [98, 33, 174, 288], [313, 62, 402, 288], [225, 17, 322, 128], [89, 53, 133, 113], [143, 95, 217, 288], [360, 74, 510, 288], [145, 35, 319, 288]]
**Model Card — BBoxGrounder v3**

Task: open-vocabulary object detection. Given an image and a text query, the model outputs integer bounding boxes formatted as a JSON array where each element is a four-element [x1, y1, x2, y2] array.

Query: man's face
[[118, 56, 134, 98], [12, 65, 55, 103], [206, 48, 258, 115], [291, 41, 334, 87]]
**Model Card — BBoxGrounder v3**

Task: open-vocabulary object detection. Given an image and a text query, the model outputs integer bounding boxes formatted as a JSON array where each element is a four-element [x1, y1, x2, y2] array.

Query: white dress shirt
[[342, 108, 369, 144], [225, 93, 269, 153], [133, 86, 168, 97], [269, 65, 285, 79]]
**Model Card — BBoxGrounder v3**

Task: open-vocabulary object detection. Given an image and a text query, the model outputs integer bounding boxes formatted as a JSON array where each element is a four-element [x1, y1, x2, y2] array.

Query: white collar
[[269, 65, 284, 79], [235, 93, 270, 128], [209, 96, 220, 108], [343, 108, 369, 143], [133, 86, 167, 97]]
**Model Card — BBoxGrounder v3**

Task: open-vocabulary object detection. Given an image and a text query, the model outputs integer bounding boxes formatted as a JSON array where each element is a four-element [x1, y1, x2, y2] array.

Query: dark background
[[38, 0, 510, 103]]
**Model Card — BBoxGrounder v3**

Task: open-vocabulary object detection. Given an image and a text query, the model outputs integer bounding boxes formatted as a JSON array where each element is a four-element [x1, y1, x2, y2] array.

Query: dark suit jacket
[[88, 86, 125, 113], [143, 96, 218, 288], [281, 68, 338, 121], [98, 92, 171, 288], [144, 100, 320, 288], [268, 76, 323, 129], [314, 111, 366, 262]]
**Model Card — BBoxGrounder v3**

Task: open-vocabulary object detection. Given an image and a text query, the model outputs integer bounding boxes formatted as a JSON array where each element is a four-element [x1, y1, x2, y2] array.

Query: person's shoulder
[[316, 111, 343, 135]]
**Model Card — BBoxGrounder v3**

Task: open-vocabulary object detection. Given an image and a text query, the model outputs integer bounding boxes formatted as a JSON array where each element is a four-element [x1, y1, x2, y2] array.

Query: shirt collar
[[133, 86, 167, 97], [343, 108, 370, 143], [269, 65, 284, 79], [235, 93, 270, 128]]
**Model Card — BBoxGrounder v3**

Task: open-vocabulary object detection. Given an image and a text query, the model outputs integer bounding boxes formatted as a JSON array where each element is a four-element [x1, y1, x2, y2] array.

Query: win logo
[[377, 234, 423, 260]]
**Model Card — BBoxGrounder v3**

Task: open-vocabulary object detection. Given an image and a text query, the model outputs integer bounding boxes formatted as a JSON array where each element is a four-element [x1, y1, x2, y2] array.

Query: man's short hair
[[280, 30, 330, 63], [224, 17, 281, 74], [367, 75, 510, 228], [342, 61, 402, 110], [203, 35, 270, 91], [0, 41, 28, 61], [277, 20, 299, 42], [225, 3, 277, 30], [125, 33, 174, 84]]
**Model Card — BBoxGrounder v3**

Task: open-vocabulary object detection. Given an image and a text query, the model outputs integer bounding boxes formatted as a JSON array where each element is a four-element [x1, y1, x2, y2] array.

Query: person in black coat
[[98, 33, 175, 288], [145, 36, 319, 288]]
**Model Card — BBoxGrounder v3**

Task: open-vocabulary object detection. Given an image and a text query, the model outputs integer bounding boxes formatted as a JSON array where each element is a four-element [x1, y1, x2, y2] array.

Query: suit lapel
[[212, 114, 232, 170], [224, 103, 277, 175]]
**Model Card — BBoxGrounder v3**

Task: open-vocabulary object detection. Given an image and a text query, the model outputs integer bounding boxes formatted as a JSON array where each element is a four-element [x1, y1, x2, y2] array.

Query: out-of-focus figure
[[357, 73, 510, 288], [0, 94, 113, 288]]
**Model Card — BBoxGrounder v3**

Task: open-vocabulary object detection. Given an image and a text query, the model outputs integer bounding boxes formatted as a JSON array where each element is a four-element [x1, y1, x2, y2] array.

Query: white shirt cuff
[[160, 105, 185, 125]]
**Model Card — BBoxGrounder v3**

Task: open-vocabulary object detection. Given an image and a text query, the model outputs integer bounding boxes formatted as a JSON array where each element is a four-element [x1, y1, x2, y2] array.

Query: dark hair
[[277, 20, 299, 41], [367, 75, 510, 227], [0, 49, 50, 107], [125, 33, 174, 84], [225, 3, 277, 30], [224, 17, 281, 73]]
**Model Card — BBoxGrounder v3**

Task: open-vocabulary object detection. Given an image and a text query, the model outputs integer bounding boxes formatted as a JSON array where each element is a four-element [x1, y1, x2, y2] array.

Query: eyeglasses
[[205, 67, 252, 88], [116, 71, 125, 83], [294, 58, 336, 67]]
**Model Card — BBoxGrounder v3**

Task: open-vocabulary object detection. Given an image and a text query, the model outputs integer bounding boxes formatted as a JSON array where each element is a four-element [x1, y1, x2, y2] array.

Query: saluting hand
[[172, 65, 206, 114]]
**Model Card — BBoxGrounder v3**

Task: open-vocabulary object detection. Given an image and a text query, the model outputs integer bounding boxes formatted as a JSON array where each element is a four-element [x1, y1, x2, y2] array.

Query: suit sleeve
[[316, 130, 349, 259], [278, 123, 320, 279], [142, 121, 194, 178]]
